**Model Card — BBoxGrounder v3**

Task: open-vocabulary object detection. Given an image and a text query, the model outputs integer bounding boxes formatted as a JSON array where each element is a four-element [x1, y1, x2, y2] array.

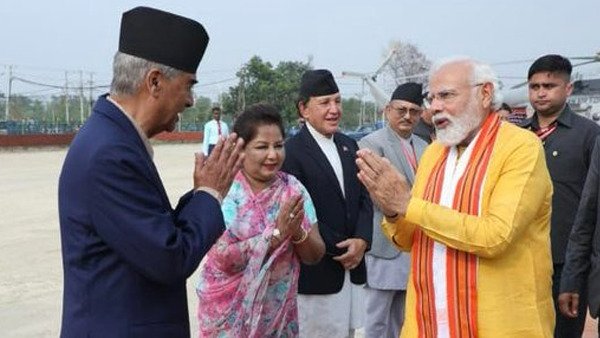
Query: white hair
[[429, 56, 503, 110], [110, 52, 183, 96]]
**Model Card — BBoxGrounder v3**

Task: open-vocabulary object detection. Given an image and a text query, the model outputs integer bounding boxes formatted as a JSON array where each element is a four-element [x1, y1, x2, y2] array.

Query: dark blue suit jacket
[[282, 126, 372, 294], [58, 95, 225, 338]]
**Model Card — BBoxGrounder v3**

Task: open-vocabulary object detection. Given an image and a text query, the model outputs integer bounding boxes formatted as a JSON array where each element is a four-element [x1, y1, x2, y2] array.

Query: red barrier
[[0, 134, 75, 147], [0, 132, 203, 148], [155, 131, 202, 142]]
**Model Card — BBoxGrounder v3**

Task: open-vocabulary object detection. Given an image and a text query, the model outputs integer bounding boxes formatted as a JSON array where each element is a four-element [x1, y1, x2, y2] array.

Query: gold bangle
[[291, 228, 309, 244]]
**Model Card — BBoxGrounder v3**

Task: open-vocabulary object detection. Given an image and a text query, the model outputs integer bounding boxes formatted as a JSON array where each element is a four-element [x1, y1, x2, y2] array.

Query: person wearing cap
[[58, 7, 243, 338], [358, 82, 427, 338], [281, 69, 373, 337], [356, 57, 554, 336]]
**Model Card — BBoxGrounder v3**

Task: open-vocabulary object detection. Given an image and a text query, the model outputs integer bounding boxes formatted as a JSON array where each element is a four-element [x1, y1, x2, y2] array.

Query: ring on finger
[[289, 213, 295, 219]]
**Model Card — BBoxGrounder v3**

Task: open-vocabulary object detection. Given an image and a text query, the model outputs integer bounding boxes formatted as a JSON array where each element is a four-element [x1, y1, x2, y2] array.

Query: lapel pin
[[342, 146, 349, 152], [552, 150, 558, 157]]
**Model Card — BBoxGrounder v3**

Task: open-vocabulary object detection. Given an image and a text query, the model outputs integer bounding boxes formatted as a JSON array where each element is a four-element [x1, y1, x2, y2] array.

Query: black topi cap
[[391, 82, 423, 106], [119, 6, 209, 73], [300, 69, 339, 98]]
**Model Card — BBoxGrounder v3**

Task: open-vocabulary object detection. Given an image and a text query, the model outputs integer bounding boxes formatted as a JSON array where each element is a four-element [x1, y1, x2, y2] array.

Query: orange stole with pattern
[[412, 113, 501, 338]]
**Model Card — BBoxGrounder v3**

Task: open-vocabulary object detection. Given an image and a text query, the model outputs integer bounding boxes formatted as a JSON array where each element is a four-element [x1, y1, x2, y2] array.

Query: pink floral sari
[[196, 171, 315, 337]]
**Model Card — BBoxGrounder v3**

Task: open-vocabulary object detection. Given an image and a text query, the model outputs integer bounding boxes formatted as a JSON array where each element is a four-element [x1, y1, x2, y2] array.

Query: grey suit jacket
[[359, 126, 427, 259]]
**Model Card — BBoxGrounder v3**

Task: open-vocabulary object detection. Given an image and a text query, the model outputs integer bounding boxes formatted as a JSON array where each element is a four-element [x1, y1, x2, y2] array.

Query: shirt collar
[[306, 121, 336, 145], [107, 96, 154, 159], [530, 104, 574, 130], [387, 125, 413, 144]]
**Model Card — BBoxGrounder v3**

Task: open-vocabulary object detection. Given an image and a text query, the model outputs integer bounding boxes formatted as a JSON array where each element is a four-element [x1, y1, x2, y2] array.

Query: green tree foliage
[[8, 95, 46, 121], [44, 95, 85, 124], [220, 56, 312, 127], [0, 92, 5, 116], [180, 96, 213, 130], [341, 97, 377, 130], [2, 91, 214, 132]]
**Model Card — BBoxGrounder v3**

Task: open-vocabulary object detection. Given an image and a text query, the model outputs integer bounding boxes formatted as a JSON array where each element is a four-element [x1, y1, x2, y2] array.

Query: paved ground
[[0, 143, 597, 337]]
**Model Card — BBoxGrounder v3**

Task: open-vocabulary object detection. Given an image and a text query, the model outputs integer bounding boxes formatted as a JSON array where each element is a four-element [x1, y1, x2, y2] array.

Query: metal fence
[[0, 120, 204, 135]]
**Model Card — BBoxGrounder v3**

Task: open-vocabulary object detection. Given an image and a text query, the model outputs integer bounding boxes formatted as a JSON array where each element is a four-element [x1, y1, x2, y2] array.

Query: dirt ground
[[0, 143, 597, 337]]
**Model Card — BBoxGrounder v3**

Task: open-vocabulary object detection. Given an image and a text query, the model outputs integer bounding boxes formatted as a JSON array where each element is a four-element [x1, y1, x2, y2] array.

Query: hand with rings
[[271, 194, 305, 248]]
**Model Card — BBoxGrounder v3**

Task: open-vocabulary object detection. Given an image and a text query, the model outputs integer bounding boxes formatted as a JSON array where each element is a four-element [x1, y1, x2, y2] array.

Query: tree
[[179, 95, 212, 130], [221, 56, 312, 127], [381, 40, 431, 93], [0, 92, 5, 120], [45, 94, 82, 124], [341, 97, 376, 130]]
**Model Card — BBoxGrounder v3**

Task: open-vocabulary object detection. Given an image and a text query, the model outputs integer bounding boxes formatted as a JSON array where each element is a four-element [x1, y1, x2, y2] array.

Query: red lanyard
[[535, 122, 557, 141], [401, 140, 417, 174]]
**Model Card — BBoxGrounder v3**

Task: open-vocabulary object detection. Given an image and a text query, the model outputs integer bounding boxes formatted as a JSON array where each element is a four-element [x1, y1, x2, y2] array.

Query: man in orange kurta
[[356, 57, 555, 337]]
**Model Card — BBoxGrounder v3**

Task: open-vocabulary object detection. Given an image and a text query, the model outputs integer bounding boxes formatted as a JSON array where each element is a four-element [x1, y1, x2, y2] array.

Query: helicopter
[[342, 50, 600, 123], [502, 52, 600, 121]]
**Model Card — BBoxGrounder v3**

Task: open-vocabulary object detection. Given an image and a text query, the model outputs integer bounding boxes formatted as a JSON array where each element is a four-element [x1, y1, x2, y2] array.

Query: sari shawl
[[197, 171, 316, 337]]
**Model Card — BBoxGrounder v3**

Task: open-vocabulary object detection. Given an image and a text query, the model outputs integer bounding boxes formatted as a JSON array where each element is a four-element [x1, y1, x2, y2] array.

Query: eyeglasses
[[390, 106, 423, 117], [424, 83, 484, 106]]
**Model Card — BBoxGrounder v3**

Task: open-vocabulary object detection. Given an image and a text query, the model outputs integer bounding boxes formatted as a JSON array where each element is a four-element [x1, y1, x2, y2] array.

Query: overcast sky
[[1, 0, 599, 101]]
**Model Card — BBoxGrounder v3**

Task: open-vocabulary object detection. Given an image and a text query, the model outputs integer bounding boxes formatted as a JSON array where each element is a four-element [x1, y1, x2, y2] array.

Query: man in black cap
[[358, 82, 427, 338], [58, 7, 243, 338], [282, 69, 373, 337]]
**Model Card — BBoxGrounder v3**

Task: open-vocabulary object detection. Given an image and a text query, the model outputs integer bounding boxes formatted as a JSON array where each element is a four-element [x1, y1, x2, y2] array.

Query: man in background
[[359, 82, 427, 338], [522, 54, 600, 337], [412, 104, 435, 143], [203, 106, 230, 155], [559, 137, 600, 336], [282, 69, 373, 337]]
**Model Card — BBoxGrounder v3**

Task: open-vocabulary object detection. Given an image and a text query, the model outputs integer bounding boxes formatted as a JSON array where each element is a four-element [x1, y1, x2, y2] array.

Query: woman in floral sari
[[197, 104, 326, 337]]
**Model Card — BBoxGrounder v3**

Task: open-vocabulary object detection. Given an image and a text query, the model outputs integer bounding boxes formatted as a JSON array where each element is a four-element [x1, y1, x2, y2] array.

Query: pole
[[79, 70, 84, 124], [5, 65, 12, 120], [64, 71, 70, 126], [360, 80, 366, 126], [88, 72, 94, 117]]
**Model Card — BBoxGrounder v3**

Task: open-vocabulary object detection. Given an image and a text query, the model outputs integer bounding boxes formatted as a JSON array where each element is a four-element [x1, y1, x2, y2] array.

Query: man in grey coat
[[559, 136, 600, 335], [358, 82, 427, 338]]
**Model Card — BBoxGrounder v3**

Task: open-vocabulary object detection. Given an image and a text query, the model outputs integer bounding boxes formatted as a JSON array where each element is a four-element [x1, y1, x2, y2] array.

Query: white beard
[[433, 98, 483, 147]]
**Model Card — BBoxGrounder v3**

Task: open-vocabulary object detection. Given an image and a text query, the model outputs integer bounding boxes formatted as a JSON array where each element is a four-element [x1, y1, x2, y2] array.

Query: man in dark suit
[[559, 137, 600, 335], [522, 54, 600, 337], [58, 7, 243, 338], [282, 69, 373, 337]]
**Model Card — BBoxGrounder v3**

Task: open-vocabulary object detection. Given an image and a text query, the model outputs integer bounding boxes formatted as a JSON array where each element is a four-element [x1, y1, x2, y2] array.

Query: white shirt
[[306, 122, 345, 197], [202, 119, 229, 155]]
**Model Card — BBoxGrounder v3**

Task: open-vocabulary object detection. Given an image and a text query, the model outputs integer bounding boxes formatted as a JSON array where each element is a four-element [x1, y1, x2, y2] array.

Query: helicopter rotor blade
[[372, 48, 399, 79], [341, 71, 368, 79], [572, 60, 600, 68]]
